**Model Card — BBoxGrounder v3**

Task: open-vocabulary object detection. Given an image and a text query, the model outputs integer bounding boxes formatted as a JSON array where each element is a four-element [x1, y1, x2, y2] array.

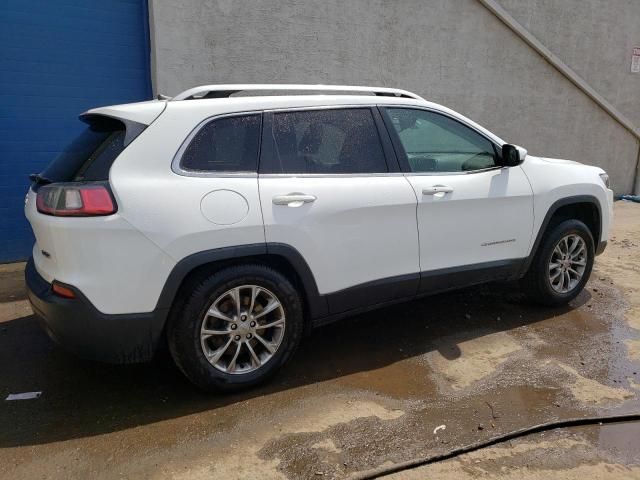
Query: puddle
[[335, 360, 436, 399], [425, 331, 522, 390], [554, 362, 634, 404], [585, 421, 640, 466], [385, 422, 640, 479]]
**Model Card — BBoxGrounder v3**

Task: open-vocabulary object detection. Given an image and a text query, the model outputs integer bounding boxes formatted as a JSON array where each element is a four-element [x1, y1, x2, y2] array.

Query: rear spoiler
[[80, 99, 168, 147], [81, 99, 167, 126]]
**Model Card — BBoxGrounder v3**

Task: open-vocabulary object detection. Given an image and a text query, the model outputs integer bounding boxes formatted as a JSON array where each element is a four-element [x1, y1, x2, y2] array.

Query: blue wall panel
[[0, 0, 151, 262]]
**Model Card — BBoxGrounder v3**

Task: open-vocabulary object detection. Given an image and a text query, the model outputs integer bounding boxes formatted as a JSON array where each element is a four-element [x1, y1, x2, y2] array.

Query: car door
[[380, 107, 534, 293], [258, 106, 420, 314]]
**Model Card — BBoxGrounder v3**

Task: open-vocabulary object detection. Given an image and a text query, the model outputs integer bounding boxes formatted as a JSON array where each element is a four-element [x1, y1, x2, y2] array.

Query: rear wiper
[[29, 173, 53, 185]]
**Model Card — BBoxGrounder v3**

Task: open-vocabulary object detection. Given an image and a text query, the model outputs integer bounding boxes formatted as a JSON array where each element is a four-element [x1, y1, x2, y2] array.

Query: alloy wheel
[[548, 234, 588, 294], [200, 285, 286, 374]]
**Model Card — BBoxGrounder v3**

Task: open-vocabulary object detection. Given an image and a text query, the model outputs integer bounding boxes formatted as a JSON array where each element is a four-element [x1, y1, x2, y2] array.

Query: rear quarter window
[[179, 114, 262, 173]]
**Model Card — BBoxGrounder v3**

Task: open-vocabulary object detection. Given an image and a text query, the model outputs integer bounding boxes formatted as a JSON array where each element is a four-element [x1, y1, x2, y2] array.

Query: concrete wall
[[499, 0, 640, 129], [150, 0, 639, 194]]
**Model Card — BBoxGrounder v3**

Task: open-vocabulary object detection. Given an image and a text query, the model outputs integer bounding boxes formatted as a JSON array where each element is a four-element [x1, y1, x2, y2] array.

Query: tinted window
[[386, 108, 497, 173], [181, 114, 262, 172], [40, 116, 130, 183], [269, 109, 387, 174], [74, 130, 126, 181]]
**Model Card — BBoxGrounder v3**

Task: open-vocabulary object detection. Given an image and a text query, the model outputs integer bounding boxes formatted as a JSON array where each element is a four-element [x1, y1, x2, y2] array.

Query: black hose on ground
[[352, 413, 640, 479]]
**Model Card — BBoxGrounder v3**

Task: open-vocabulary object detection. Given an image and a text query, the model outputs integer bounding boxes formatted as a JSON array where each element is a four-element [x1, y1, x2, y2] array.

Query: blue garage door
[[0, 0, 151, 262]]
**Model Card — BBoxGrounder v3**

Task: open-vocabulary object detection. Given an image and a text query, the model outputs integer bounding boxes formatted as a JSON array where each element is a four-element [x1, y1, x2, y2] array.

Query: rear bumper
[[25, 258, 166, 364]]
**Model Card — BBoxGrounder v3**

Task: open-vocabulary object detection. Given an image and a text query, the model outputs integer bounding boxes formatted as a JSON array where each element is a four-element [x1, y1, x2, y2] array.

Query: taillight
[[36, 182, 116, 217]]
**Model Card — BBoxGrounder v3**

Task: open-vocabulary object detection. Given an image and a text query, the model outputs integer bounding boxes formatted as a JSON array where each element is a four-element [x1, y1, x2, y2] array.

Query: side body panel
[[256, 104, 421, 314], [109, 102, 267, 264], [520, 156, 614, 250], [24, 189, 176, 314], [258, 175, 420, 300], [406, 166, 534, 273]]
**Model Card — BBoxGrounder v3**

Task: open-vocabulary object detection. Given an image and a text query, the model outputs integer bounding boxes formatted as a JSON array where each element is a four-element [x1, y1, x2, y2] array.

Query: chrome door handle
[[272, 193, 317, 207], [422, 185, 454, 195]]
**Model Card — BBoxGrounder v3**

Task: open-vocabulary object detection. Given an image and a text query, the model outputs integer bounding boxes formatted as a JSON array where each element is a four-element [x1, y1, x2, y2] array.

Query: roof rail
[[171, 84, 425, 101]]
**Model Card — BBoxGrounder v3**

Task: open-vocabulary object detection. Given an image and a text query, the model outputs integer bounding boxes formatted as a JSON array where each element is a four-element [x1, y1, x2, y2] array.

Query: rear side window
[[180, 114, 262, 172], [267, 108, 388, 174], [40, 116, 133, 183]]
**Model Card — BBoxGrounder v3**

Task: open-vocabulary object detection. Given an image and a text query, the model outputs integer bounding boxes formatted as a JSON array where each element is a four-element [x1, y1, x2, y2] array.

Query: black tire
[[523, 219, 595, 306], [167, 264, 304, 392]]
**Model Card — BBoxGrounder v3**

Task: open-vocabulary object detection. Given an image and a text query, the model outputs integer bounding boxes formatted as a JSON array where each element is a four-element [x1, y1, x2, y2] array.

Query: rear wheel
[[168, 264, 304, 392], [523, 219, 594, 306]]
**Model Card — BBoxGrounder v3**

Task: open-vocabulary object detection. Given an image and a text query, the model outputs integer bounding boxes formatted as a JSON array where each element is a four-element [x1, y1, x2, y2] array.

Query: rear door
[[258, 107, 419, 314], [380, 107, 533, 291]]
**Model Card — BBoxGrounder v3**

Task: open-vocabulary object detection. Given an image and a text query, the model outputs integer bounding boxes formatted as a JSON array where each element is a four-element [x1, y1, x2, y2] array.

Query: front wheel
[[523, 219, 595, 306], [167, 264, 304, 392]]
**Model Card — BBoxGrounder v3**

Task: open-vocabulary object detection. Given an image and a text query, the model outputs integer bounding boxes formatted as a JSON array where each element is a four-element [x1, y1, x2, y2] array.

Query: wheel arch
[[520, 195, 603, 277], [155, 243, 328, 327]]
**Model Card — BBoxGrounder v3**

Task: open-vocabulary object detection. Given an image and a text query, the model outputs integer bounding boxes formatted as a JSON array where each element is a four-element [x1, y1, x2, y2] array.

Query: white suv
[[25, 84, 614, 391]]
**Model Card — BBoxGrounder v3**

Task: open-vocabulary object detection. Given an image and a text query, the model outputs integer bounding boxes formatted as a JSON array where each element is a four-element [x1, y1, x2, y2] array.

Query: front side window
[[268, 108, 387, 174], [386, 108, 497, 173], [180, 114, 262, 172]]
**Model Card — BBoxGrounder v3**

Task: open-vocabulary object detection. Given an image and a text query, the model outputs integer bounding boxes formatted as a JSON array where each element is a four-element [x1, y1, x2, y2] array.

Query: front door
[[380, 107, 534, 291], [258, 107, 420, 314]]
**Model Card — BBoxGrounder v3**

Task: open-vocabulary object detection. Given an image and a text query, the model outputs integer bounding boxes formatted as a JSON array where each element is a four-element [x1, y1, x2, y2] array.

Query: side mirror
[[501, 144, 526, 167]]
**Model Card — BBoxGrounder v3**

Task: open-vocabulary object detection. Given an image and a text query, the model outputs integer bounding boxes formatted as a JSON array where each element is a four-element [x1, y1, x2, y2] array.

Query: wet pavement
[[0, 202, 639, 479], [387, 423, 640, 479]]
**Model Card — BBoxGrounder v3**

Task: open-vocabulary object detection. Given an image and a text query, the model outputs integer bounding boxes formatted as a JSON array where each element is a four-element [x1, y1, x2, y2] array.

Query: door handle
[[272, 193, 317, 207], [422, 185, 454, 195]]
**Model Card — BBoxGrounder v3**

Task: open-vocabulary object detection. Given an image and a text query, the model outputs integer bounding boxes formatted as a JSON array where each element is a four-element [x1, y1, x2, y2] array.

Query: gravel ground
[[0, 202, 638, 479]]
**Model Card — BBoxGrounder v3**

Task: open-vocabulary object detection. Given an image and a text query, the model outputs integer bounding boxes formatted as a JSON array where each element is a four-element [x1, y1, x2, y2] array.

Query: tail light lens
[[36, 182, 117, 217]]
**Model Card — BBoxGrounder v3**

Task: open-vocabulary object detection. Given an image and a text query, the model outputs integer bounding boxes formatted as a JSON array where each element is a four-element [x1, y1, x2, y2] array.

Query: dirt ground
[[0, 202, 638, 480]]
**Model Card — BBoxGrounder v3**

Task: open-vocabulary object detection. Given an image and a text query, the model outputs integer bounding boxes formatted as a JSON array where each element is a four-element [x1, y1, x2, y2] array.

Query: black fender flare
[[154, 242, 328, 321], [519, 194, 603, 277]]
